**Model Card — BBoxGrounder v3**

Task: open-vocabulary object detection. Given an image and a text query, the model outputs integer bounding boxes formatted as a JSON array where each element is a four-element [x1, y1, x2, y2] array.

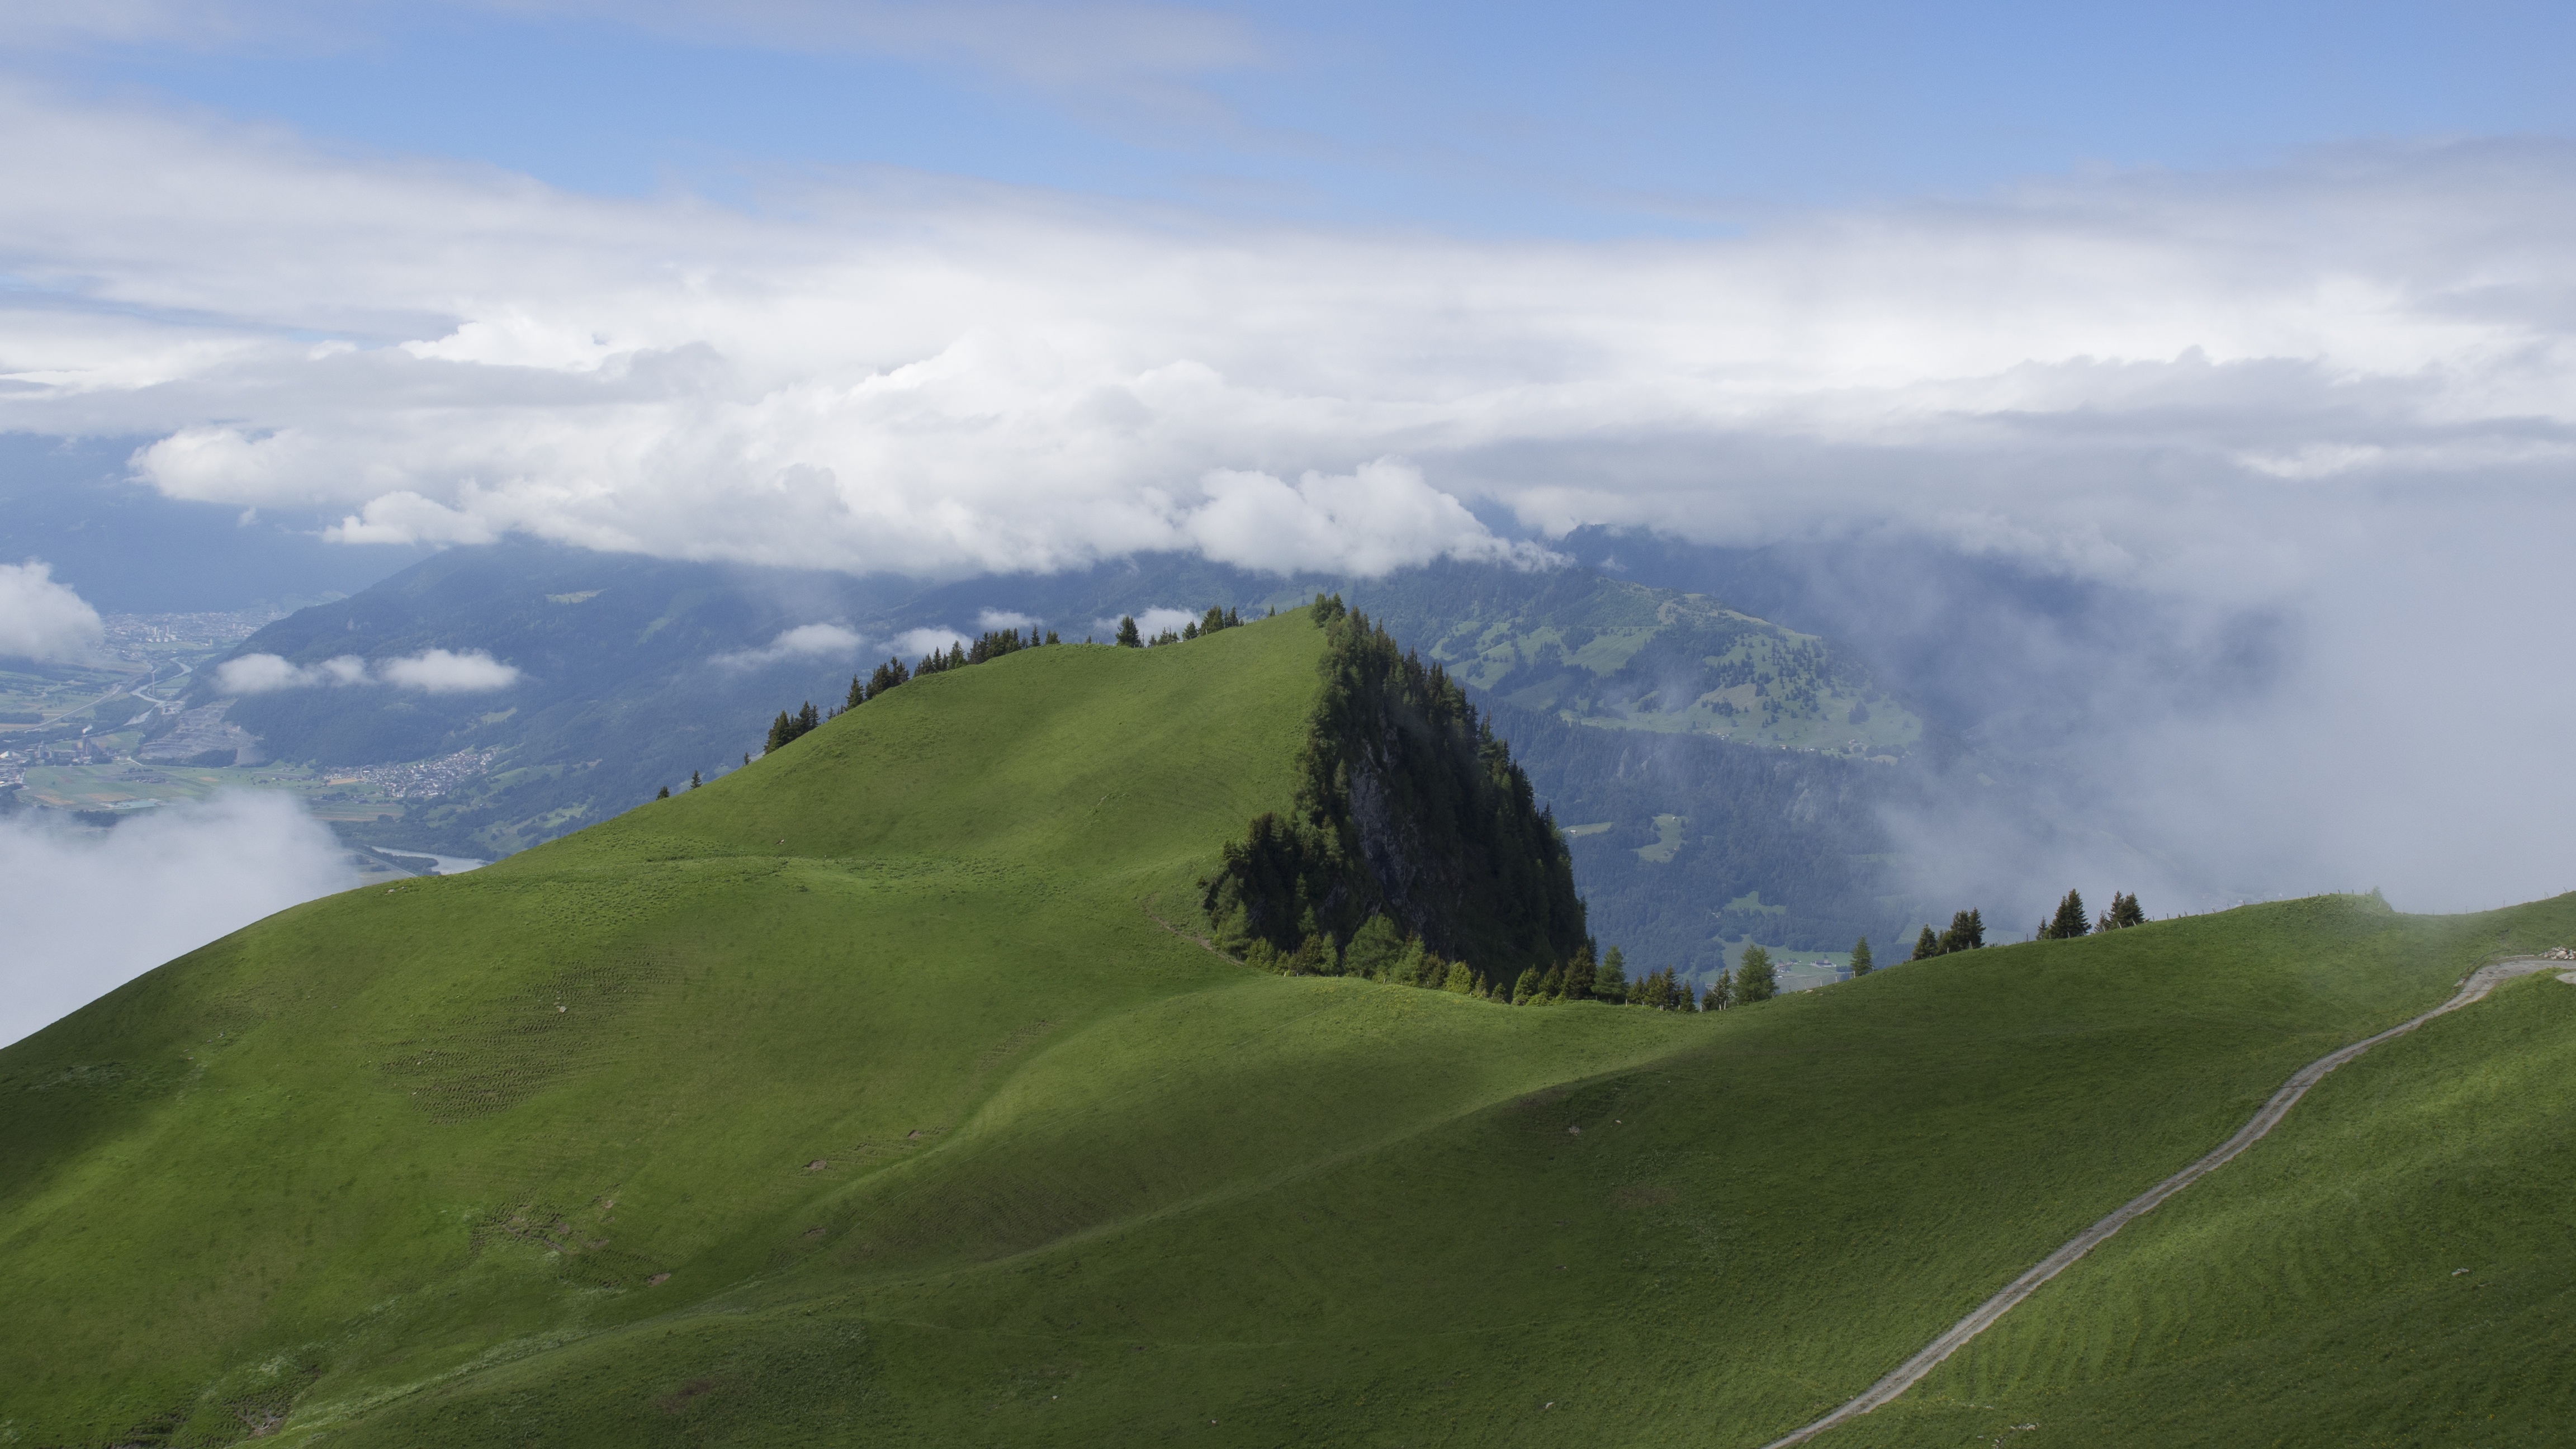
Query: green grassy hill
[[6, 608, 2573, 1447]]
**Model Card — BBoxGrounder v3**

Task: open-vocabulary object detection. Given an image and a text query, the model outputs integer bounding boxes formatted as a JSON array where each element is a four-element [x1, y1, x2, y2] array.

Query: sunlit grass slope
[[1832, 934, 2576, 1449], [6, 607, 2575, 1447]]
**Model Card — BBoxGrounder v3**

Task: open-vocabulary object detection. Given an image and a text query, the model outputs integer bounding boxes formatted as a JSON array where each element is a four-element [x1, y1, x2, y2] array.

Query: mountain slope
[[13, 605, 2574, 1446], [1352, 566, 1923, 757]]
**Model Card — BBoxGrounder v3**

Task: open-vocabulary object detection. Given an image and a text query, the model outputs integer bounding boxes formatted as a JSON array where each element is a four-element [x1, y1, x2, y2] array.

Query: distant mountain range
[[168, 526, 2232, 960]]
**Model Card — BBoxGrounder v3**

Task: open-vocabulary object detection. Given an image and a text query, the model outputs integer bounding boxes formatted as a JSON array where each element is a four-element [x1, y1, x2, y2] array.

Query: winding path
[[1759, 954, 2570, 1449]]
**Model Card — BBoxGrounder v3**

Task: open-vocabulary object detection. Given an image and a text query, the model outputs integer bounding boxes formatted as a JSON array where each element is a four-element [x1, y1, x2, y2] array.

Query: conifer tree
[[1737, 945, 1778, 1002], [1938, 908, 1985, 953], [1537, 965, 1565, 1001], [1116, 615, 1142, 647], [1563, 943, 1597, 1000], [1597, 946, 1627, 1001], [1512, 966, 1543, 1004], [655, 784, 669, 799], [1182, 620, 1200, 640], [1344, 914, 1408, 979], [2107, 891, 2146, 929], [1850, 936, 1873, 976], [1442, 960, 1476, 994], [1287, 935, 1328, 975], [689, 770, 702, 789], [2045, 889, 2090, 940], [1703, 970, 1733, 1011], [764, 709, 794, 754], [1912, 925, 1940, 960]]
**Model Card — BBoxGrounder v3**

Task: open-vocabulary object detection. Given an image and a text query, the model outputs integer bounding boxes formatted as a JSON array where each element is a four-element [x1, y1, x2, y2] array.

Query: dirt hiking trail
[[1759, 955, 2569, 1449]]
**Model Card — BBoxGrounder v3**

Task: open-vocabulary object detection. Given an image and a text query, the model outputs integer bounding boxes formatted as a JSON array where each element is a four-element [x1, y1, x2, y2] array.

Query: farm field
[[16, 761, 425, 821], [4, 606, 2570, 1446]]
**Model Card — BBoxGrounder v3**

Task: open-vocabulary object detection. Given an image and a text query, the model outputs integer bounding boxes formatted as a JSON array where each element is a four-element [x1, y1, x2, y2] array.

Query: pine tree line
[[764, 700, 821, 755], [1883, 888, 2150, 955], [1242, 929, 1720, 1012], [2037, 887, 2147, 939], [1116, 605, 1243, 648], [1910, 908, 1986, 960]]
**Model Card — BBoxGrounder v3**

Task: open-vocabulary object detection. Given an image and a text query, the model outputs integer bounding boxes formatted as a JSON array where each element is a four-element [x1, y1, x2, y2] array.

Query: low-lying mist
[[1600, 486, 2576, 932], [0, 792, 355, 1048]]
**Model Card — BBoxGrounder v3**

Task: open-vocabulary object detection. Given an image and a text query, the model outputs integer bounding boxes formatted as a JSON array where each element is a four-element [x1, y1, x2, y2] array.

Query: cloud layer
[[714, 621, 866, 668], [0, 792, 354, 1047], [4, 83, 2576, 912], [217, 648, 520, 694], [6, 80, 2573, 596], [0, 560, 104, 662]]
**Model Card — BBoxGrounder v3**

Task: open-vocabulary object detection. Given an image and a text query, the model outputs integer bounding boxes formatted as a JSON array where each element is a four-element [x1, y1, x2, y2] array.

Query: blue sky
[[37, 1, 2576, 234]]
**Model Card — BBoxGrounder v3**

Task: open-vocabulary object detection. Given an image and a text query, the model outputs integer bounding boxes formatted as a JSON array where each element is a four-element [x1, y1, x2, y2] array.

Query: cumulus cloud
[[376, 648, 523, 692], [8, 84, 2576, 911], [1092, 606, 1201, 640], [217, 652, 362, 692], [216, 648, 518, 693], [715, 621, 865, 667], [889, 626, 968, 659], [975, 608, 1039, 630], [0, 560, 104, 662], [10, 80, 2573, 596], [0, 792, 356, 1048], [1184, 460, 1558, 575]]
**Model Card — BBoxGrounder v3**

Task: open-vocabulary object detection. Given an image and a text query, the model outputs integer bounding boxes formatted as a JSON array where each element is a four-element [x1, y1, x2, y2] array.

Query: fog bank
[[0, 793, 355, 1047]]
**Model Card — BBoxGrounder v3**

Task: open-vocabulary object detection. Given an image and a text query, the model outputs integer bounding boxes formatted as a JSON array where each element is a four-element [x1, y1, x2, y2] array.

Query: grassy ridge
[[1836, 932, 2576, 1448], [6, 608, 2574, 1446], [310, 896, 2574, 1448]]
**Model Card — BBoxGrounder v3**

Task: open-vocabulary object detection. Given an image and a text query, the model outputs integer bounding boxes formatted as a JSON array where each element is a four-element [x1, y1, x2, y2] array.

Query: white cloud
[[4, 83, 2566, 593], [0, 560, 103, 662], [1099, 607, 1200, 641], [375, 648, 522, 692], [975, 608, 1039, 630], [890, 626, 967, 659], [216, 648, 517, 693], [1183, 460, 1557, 575], [0, 792, 355, 1048], [714, 621, 865, 667], [217, 652, 362, 692], [11, 84, 2576, 912]]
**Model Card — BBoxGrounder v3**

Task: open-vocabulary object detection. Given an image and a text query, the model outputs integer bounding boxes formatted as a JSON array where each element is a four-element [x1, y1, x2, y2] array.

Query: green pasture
[[4, 606, 2573, 1447], [15, 761, 406, 821]]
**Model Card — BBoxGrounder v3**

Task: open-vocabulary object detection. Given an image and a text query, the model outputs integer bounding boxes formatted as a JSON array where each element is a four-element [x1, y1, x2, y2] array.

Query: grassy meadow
[[3, 607, 2572, 1447]]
